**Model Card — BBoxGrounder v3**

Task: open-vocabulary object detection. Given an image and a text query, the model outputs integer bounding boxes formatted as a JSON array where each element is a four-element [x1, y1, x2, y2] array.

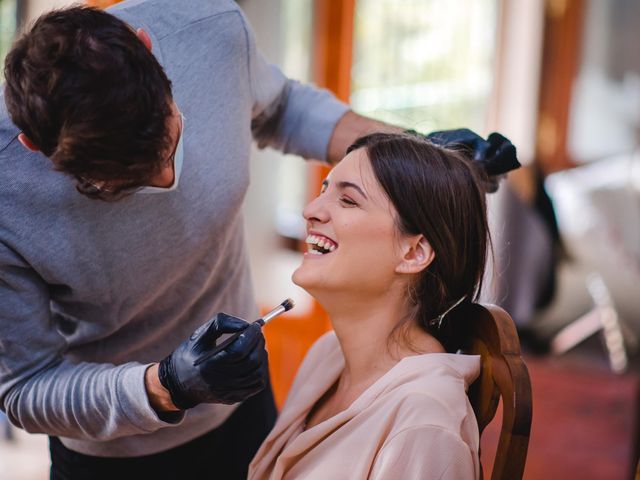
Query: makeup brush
[[194, 298, 295, 366]]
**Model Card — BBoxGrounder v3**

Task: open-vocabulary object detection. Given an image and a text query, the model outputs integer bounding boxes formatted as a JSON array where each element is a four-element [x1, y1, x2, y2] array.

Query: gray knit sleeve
[[239, 10, 350, 162], [0, 243, 183, 441]]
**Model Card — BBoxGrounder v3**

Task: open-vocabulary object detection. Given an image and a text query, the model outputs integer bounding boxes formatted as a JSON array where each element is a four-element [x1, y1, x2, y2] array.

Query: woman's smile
[[305, 232, 338, 256], [292, 149, 401, 295]]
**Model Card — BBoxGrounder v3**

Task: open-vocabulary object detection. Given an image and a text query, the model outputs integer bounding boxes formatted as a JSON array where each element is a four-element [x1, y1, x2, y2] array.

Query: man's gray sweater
[[0, 0, 348, 457]]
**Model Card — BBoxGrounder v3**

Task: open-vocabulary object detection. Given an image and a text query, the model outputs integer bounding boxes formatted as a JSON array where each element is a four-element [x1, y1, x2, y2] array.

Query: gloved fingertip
[[495, 144, 520, 170], [238, 324, 264, 347], [220, 326, 263, 360], [487, 131, 506, 142], [216, 312, 251, 332], [246, 322, 264, 336], [198, 318, 221, 345]]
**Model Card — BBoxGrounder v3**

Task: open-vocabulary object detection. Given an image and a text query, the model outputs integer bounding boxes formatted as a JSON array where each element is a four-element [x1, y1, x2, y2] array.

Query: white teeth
[[305, 233, 338, 253]]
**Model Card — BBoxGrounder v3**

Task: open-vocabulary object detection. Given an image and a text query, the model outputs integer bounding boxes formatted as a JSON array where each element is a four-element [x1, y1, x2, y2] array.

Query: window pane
[[351, 0, 497, 132]]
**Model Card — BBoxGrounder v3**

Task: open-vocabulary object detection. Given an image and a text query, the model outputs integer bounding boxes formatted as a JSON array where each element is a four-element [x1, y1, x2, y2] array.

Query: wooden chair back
[[450, 303, 533, 480]]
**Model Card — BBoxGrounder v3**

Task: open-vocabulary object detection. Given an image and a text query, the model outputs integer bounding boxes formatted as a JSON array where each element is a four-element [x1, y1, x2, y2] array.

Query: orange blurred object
[[85, 0, 123, 8]]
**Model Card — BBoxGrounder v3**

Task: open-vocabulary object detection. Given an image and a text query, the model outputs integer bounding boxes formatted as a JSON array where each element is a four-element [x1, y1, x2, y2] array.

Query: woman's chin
[[291, 266, 312, 291], [292, 266, 327, 296]]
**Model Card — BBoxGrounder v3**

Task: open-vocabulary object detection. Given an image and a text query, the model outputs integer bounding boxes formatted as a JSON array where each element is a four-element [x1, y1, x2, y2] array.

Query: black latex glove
[[158, 313, 268, 410], [425, 128, 520, 192]]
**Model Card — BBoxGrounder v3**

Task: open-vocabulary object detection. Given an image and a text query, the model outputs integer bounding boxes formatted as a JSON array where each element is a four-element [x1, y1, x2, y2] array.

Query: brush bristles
[[281, 298, 295, 312]]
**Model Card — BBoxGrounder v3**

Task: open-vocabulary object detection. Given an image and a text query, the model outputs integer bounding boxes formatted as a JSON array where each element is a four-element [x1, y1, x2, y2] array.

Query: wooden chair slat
[[453, 303, 532, 480]]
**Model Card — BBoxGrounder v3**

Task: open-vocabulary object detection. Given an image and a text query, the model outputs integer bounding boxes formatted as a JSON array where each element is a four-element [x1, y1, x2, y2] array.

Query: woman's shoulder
[[397, 352, 480, 391], [363, 354, 481, 478], [375, 353, 481, 431]]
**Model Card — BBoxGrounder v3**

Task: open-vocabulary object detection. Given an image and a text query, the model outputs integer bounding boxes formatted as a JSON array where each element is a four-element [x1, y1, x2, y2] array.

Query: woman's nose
[[303, 194, 330, 223]]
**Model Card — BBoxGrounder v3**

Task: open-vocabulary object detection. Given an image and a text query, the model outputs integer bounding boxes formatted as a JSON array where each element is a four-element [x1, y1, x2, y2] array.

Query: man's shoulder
[[0, 94, 21, 155], [0, 94, 62, 207], [109, 0, 244, 37]]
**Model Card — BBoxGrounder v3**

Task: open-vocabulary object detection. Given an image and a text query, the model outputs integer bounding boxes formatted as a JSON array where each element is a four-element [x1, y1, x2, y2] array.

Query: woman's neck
[[321, 288, 444, 390], [303, 288, 446, 430]]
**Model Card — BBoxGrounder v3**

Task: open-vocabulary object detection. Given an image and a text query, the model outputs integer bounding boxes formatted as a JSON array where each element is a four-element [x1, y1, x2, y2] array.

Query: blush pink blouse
[[249, 332, 481, 480]]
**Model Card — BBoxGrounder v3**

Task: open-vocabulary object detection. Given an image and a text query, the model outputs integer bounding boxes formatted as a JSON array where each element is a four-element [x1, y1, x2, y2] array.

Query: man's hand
[[155, 313, 268, 410], [425, 128, 520, 192]]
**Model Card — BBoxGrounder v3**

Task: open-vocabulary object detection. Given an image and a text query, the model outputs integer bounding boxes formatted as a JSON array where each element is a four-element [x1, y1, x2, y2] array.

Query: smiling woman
[[249, 133, 503, 480]]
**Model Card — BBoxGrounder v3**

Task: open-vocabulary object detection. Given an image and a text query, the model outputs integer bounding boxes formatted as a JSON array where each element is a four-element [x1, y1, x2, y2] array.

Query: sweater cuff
[[116, 363, 185, 433]]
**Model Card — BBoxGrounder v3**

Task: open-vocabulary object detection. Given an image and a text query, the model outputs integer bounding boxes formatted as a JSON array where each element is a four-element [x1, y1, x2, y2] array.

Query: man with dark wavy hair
[[4, 7, 176, 199], [0, 1, 516, 479]]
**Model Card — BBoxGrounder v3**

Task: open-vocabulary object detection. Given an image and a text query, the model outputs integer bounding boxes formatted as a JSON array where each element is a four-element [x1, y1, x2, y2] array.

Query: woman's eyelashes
[[339, 196, 358, 207], [319, 180, 359, 207]]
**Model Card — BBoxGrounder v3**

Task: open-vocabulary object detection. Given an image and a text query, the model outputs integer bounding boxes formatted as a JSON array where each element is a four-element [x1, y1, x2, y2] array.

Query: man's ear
[[136, 28, 152, 52], [18, 133, 40, 152], [395, 236, 435, 275]]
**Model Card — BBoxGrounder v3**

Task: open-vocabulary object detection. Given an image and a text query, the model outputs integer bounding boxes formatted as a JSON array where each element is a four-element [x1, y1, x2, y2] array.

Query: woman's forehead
[[329, 149, 371, 184], [329, 149, 390, 206]]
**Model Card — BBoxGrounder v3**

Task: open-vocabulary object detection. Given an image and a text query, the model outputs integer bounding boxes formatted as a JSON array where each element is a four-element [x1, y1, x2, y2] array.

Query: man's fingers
[[223, 323, 264, 360], [199, 324, 265, 371], [198, 313, 248, 345], [487, 133, 519, 169], [215, 313, 251, 333]]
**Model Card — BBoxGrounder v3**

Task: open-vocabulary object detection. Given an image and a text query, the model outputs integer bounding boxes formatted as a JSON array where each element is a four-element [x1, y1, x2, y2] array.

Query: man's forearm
[[327, 110, 403, 164]]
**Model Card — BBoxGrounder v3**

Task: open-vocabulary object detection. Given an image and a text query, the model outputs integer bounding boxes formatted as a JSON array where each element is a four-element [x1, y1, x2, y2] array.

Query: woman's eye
[[339, 197, 358, 207]]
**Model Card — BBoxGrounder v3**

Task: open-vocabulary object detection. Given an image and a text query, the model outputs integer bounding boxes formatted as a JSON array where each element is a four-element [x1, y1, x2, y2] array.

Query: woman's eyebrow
[[337, 181, 368, 199]]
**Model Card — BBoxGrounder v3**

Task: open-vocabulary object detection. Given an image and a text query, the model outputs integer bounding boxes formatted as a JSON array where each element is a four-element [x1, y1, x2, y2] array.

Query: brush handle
[[193, 319, 264, 367]]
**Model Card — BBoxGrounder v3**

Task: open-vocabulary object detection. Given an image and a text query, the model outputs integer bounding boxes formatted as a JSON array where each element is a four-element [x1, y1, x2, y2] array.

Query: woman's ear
[[395, 236, 435, 274]]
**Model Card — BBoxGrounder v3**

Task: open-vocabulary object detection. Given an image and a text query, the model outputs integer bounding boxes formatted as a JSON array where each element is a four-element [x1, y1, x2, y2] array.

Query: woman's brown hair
[[347, 133, 490, 351]]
